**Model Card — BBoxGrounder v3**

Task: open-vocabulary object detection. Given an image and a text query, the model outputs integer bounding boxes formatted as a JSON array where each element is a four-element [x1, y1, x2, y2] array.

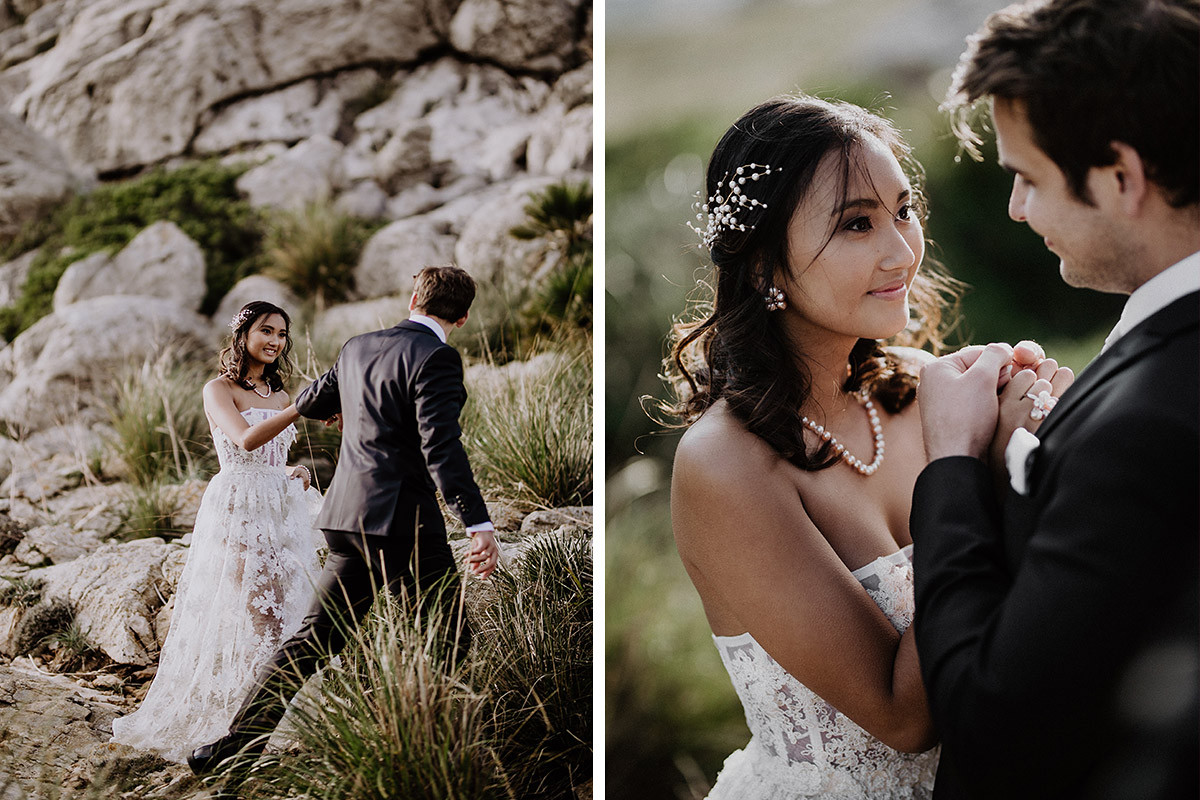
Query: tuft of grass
[[262, 202, 379, 311], [461, 346, 592, 508], [106, 351, 214, 488], [116, 479, 187, 542], [0, 161, 263, 339], [243, 588, 497, 800], [0, 577, 44, 609], [475, 533, 593, 798], [13, 599, 74, 656]]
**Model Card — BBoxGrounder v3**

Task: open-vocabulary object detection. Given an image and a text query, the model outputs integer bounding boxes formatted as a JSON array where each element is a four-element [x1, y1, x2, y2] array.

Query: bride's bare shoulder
[[673, 402, 782, 492]]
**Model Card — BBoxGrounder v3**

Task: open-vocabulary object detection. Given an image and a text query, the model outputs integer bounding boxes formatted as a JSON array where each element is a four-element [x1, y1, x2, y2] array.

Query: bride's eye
[[844, 216, 872, 233], [896, 203, 913, 221]]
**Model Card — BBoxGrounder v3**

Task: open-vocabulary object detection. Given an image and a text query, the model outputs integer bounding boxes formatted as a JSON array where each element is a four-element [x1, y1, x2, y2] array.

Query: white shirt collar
[[408, 314, 447, 344], [1102, 251, 1200, 352]]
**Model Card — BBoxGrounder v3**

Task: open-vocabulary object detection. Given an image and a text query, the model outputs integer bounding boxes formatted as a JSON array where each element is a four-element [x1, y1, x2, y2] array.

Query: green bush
[[106, 351, 215, 488], [0, 162, 263, 340], [511, 180, 594, 337], [475, 533, 593, 798], [263, 202, 380, 310], [461, 347, 593, 508], [116, 479, 188, 542], [243, 590, 496, 800]]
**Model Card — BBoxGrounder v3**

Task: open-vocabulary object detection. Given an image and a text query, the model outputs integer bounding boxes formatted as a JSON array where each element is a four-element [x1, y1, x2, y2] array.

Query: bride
[[667, 95, 1072, 798], [110, 300, 326, 764]]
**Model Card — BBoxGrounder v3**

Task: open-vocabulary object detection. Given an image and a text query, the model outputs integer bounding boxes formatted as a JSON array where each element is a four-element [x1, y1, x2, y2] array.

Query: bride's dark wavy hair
[[665, 95, 962, 471], [218, 300, 295, 392]]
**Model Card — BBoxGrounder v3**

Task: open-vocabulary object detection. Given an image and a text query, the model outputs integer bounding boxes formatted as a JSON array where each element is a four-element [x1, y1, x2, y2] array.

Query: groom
[[189, 265, 500, 776], [912, 1, 1198, 799]]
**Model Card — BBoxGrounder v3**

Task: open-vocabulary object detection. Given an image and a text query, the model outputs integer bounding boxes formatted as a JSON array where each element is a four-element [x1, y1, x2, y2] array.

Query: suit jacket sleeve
[[295, 353, 341, 420], [912, 405, 1198, 798], [412, 345, 490, 528]]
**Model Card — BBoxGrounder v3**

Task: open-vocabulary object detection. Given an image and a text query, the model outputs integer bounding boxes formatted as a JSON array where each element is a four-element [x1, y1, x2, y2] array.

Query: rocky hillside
[[0, 0, 593, 795]]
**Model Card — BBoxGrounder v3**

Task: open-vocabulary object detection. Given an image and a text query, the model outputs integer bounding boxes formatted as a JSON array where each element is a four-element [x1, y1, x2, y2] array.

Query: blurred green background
[[605, 1, 1126, 797]]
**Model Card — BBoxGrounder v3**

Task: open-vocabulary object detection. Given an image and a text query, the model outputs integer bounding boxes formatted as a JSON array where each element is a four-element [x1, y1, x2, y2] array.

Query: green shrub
[[475, 533, 593, 798], [243, 590, 497, 800], [116, 479, 188, 542], [106, 351, 214, 487], [511, 180, 594, 338], [263, 202, 379, 310], [0, 162, 263, 340], [461, 347, 593, 508]]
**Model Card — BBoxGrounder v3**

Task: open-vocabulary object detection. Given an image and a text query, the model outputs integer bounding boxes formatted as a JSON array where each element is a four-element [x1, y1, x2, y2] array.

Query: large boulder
[[38, 538, 183, 665], [0, 249, 39, 309], [449, 0, 585, 74], [355, 214, 457, 299], [311, 295, 410, 347], [52, 221, 207, 312], [453, 174, 582, 288], [13, 0, 462, 173], [0, 109, 91, 242], [0, 295, 211, 434]]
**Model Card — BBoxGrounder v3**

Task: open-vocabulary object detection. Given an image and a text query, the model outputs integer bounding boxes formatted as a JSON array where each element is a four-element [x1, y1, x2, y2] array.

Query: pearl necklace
[[801, 392, 885, 476], [250, 379, 271, 399]]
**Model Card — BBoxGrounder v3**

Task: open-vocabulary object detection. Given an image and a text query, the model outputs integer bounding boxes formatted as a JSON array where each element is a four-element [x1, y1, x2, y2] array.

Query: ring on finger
[[1025, 389, 1057, 420]]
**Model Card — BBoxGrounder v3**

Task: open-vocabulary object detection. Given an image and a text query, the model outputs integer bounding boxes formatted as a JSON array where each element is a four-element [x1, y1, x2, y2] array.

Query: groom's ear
[[1104, 141, 1150, 217], [454, 311, 469, 328]]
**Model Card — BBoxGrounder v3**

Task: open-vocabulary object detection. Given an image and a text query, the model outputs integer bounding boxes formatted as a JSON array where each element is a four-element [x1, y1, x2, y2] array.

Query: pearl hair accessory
[[764, 285, 786, 311], [801, 391, 885, 476], [688, 163, 779, 251], [1026, 389, 1057, 420], [229, 308, 255, 331]]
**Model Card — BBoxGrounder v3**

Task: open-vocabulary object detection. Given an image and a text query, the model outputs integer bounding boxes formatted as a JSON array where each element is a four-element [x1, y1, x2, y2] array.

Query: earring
[[764, 285, 786, 311]]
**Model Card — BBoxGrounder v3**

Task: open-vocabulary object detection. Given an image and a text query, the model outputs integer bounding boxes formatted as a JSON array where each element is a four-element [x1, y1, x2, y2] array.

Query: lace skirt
[[707, 737, 937, 800], [110, 468, 324, 763]]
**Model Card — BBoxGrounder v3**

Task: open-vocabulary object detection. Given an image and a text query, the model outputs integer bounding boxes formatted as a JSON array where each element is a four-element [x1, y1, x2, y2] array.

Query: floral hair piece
[[229, 307, 255, 331], [688, 163, 779, 251]]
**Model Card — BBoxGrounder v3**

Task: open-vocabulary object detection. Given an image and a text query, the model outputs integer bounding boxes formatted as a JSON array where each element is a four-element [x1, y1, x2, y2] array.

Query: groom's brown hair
[[411, 265, 477, 322], [945, 0, 1199, 208]]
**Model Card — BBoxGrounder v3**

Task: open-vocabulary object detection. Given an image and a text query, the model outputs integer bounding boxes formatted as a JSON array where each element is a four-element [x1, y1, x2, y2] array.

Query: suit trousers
[[225, 498, 470, 746]]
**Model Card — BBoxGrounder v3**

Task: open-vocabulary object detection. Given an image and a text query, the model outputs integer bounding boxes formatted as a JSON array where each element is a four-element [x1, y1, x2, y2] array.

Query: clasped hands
[[919, 340, 1075, 470]]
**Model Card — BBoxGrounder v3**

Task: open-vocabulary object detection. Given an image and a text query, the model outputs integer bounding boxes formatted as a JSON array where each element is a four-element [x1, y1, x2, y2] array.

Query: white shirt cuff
[[466, 522, 495, 534]]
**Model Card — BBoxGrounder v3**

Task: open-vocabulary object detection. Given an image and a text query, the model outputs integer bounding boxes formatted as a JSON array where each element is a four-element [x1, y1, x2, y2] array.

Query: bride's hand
[[288, 464, 312, 490], [988, 354, 1074, 480]]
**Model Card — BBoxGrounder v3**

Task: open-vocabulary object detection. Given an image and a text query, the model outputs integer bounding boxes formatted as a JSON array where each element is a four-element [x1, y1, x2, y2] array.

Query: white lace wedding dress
[[110, 408, 325, 764], [708, 545, 938, 799]]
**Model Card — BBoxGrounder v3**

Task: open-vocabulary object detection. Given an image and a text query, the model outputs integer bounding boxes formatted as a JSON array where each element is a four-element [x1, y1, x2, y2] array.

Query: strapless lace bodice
[[708, 545, 938, 799], [212, 407, 295, 472]]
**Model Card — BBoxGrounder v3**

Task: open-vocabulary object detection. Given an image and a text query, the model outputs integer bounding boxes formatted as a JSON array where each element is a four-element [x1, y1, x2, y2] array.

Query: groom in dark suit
[[911, 2, 1198, 799], [189, 265, 499, 775]]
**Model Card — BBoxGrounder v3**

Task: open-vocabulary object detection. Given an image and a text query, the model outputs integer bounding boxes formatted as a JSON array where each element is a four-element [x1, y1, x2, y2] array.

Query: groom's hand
[[919, 342, 1015, 462]]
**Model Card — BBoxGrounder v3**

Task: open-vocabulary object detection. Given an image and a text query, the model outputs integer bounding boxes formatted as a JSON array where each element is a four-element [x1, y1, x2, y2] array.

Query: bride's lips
[[867, 281, 907, 300]]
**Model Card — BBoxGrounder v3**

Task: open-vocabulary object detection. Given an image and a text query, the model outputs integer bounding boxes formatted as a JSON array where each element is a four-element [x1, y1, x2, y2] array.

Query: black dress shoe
[[187, 734, 242, 776]]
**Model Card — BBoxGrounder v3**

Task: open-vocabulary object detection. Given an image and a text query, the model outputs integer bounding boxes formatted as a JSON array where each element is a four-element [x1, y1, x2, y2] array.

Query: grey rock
[[39, 538, 184, 665], [0, 295, 212, 434], [52, 221, 207, 312], [312, 296, 410, 346], [334, 180, 389, 219], [13, 522, 105, 567], [237, 134, 346, 210], [519, 505, 592, 535], [0, 109, 91, 242], [0, 249, 38, 308], [356, 214, 456, 299], [449, 0, 584, 74]]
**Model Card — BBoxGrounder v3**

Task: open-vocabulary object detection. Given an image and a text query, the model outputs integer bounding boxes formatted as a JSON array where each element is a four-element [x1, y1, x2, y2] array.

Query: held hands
[[919, 340, 1073, 463], [324, 413, 343, 432], [465, 529, 501, 580]]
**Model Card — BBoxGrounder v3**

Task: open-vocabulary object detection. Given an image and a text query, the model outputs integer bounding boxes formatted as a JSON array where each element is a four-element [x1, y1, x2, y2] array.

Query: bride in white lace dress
[[110, 301, 325, 764], [667, 96, 1050, 798]]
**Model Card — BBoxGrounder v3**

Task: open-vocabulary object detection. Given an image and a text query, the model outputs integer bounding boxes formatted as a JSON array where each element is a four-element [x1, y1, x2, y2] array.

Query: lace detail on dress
[[707, 545, 938, 800], [110, 408, 325, 764]]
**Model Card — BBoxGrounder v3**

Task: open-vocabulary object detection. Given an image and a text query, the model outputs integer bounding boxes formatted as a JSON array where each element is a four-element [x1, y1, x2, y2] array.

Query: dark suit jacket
[[911, 292, 1199, 800], [295, 319, 490, 537]]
